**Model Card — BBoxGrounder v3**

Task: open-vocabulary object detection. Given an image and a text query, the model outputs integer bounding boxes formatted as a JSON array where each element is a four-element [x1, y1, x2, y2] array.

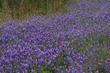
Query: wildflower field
[[0, 0, 110, 73]]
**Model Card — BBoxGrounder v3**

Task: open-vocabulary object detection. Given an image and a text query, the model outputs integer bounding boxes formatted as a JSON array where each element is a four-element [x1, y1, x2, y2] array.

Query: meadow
[[0, 0, 110, 73]]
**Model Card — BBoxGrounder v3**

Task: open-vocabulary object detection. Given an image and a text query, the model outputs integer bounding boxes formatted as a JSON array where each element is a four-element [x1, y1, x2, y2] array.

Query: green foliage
[[96, 48, 110, 62], [77, 34, 110, 53], [41, 67, 54, 73], [55, 51, 66, 67], [0, 0, 3, 9], [33, 64, 38, 73]]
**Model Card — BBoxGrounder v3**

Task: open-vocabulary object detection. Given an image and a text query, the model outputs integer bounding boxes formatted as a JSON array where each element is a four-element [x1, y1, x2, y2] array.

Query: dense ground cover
[[0, 0, 110, 73]]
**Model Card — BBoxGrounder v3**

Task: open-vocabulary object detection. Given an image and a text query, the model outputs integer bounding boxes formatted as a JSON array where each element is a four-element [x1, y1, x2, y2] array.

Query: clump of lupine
[[0, 1, 110, 73]]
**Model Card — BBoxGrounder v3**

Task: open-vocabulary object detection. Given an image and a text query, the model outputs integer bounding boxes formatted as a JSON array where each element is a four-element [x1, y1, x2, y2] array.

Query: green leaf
[[41, 67, 54, 73]]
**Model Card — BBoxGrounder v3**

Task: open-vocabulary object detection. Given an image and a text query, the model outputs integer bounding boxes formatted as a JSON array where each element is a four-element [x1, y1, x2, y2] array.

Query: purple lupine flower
[[0, 1, 110, 72], [66, 66, 84, 73], [104, 59, 110, 73]]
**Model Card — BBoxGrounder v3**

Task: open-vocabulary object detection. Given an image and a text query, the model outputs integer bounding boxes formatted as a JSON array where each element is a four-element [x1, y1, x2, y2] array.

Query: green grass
[[41, 67, 54, 73], [80, 35, 110, 67], [54, 51, 67, 67], [76, 34, 110, 53]]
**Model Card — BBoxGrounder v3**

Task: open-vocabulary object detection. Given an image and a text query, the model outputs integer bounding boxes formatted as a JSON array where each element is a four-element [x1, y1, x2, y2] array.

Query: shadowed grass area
[[77, 34, 110, 64], [71, 34, 110, 53]]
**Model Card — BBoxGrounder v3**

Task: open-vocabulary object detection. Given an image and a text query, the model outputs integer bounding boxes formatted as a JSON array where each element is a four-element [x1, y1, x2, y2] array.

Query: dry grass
[[0, 0, 71, 23]]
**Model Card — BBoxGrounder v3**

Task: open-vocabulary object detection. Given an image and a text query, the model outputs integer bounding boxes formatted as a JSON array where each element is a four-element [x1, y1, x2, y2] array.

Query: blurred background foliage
[[0, 0, 72, 22]]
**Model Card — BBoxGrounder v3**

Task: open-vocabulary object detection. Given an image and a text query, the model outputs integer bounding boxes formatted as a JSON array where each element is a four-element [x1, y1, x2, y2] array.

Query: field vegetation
[[0, 0, 71, 22]]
